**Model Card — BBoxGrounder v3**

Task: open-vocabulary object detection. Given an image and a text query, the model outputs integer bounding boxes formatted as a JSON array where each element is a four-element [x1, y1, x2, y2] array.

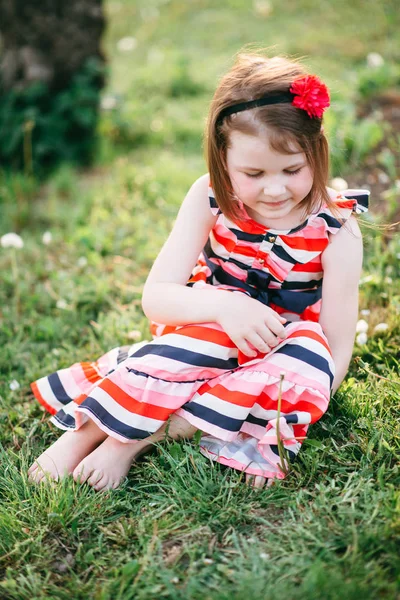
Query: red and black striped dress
[[31, 185, 368, 480]]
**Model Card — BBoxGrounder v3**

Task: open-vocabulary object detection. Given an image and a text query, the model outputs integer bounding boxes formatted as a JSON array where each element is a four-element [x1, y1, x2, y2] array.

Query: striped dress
[[31, 185, 369, 480]]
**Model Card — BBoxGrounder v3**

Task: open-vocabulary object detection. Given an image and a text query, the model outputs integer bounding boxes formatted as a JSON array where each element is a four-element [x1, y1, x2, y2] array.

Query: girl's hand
[[216, 292, 287, 357]]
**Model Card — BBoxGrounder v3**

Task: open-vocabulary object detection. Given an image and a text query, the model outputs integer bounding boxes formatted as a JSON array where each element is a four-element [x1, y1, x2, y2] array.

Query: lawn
[[0, 0, 399, 598]]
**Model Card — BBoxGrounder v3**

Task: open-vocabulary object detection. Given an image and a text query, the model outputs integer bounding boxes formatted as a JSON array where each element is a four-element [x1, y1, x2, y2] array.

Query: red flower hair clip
[[290, 75, 330, 119]]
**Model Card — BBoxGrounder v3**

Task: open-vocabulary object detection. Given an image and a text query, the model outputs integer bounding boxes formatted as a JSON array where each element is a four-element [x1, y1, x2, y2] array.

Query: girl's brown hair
[[204, 51, 334, 223]]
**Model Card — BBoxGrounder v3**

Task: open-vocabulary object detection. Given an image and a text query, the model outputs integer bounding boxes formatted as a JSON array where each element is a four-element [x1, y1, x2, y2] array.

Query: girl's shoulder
[[207, 177, 222, 216], [326, 186, 369, 214], [310, 187, 369, 236]]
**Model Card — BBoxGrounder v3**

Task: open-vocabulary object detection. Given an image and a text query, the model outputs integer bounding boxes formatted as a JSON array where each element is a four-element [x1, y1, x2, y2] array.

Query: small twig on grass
[[276, 372, 289, 477], [0, 537, 37, 562], [354, 357, 400, 385]]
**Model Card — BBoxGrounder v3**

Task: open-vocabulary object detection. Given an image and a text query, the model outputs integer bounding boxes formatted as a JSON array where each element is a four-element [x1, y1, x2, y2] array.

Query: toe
[[28, 463, 47, 484], [107, 477, 122, 491], [245, 474, 269, 489], [87, 469, 103, 488], [253, 476, 267, 489], [93, 475, 108, 492], [73, 464, 91, 484], [28, 462, 38, 476], [35, 470, 46, 484]]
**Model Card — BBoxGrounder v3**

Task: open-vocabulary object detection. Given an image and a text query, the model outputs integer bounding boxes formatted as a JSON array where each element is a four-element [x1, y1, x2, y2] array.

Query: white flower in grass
[[203, 558, 214, 565], [360, 309, 370, 317], [330, 177, 348, 191], [101, 95, 118, 111], [117, 37, 137, 52], [378, 172, 390, 184], [42, 231, 52, 245], [359, 275, 375, 285], [356, 319, 369, 333], [260, 552, 270, 560], [367, 52, 384, 68], [1, 233, 24, 249], [9, 379, 20, 391], [56, 299, 68, 310], [77, 256, 88, 267], [127, 330, 141, 341], [356, 332, 368, 345], [373, 323, 389, 333], [253, 0, 273, 17]]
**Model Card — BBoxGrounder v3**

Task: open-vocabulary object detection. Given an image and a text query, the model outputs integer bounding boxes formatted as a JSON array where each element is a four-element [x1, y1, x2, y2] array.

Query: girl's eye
[[245, 167, 303, 178], [245, 172, 263, 178], [285, 168, 303, 176]]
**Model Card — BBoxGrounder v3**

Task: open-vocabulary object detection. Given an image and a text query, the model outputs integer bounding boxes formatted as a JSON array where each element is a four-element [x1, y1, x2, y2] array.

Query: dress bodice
[[186, 183, 369, 322]]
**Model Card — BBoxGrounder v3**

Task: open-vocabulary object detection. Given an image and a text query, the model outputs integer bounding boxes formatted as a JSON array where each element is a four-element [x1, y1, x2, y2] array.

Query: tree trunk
[[0, 0, 106, 171], [0, 0, 105, 92]]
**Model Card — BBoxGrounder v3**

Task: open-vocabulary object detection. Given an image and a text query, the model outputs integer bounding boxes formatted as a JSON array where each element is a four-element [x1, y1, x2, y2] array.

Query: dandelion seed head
[[373, 323, 389, 333], [127, 330, 141, 341], [356, 319, 369, 333], [101, 96, 118, 110], [42, 231, 52, 245], [56, 299, 68, 310], [1, 233, 24, 249], [77, 256, 88, 268], [356, 332, 368, 345], [253, 0, 273, 17], [117, 37, 137, 52], [330, 177, 348, 191], [367, 52, 384, 68]]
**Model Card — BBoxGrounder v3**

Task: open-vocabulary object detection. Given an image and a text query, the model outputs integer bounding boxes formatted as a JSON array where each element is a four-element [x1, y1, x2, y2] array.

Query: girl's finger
[[264, 318, 287, 339], [246, 331, 272, 354], [229, 334, 256, 357], [236, 338, 258, 357]]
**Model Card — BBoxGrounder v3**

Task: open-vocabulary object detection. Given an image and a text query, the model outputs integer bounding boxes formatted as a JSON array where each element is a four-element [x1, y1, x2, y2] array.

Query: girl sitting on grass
[[29, 50, 368, 491]]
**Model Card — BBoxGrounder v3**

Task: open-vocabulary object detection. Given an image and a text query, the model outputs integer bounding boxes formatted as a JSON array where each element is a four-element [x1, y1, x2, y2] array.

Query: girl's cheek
[[236, 175, 255, 194], [298, 168, 314, 191]]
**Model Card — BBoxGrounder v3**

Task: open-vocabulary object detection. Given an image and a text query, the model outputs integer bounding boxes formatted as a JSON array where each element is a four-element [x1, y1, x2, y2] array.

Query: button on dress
[[31, 184, 369, 480]]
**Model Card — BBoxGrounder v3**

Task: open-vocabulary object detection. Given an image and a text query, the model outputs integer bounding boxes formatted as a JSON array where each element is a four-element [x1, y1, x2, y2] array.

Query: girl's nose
[[263, 182, 286, 197]]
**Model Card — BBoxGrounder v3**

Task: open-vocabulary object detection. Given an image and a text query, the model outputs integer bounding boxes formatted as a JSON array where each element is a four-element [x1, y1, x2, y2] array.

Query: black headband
[[216, 92, 294, 126]]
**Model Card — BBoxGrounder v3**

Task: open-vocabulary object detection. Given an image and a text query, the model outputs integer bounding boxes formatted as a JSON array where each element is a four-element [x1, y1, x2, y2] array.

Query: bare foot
[[28, 419, 108, 484], [73, 413, 198, 492], [245, 474, 274, 489], [73, 436, 143, 491]]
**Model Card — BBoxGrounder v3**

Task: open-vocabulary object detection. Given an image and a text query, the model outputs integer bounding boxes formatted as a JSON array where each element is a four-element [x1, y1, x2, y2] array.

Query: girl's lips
[[263, 199, 288, 206]]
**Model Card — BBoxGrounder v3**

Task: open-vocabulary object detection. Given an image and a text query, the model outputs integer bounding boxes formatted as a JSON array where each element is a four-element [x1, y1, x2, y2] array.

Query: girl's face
[[226, 130, 314, 229]]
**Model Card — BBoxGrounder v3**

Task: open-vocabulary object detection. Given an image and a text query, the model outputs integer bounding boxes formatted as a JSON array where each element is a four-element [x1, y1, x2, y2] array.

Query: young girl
[[28, 52, 368, 491]]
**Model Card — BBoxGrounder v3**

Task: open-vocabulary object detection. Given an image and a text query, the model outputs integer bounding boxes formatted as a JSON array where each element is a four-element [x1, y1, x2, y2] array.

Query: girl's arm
[[142, 173, 225, 325], [319, 215, 363, 394]]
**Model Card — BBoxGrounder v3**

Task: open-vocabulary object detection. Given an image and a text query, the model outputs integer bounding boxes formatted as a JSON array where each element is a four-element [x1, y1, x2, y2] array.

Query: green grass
[[1, 0, 400, 598]]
